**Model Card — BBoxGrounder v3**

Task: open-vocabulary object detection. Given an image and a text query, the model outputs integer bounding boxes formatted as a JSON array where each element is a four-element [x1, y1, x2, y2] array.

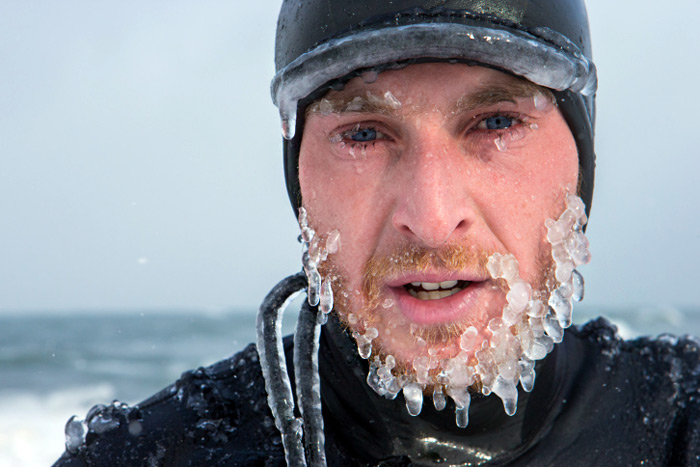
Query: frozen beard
[[299, 194, 590, 428]]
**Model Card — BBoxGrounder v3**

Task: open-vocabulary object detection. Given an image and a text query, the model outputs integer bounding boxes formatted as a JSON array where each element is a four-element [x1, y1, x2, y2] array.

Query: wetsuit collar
[[318, 315, 572, 465]]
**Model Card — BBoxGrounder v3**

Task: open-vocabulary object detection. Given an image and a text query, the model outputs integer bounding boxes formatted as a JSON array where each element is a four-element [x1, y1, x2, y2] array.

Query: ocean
[[2, 304, 698, 466]]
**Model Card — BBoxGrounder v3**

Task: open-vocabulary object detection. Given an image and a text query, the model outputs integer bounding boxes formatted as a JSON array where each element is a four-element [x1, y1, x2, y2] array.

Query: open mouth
[[404, 280, 471, 300]]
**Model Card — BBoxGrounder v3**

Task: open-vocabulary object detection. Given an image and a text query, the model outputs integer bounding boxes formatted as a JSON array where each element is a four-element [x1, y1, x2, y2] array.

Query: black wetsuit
[[54, 316, 700, 466]]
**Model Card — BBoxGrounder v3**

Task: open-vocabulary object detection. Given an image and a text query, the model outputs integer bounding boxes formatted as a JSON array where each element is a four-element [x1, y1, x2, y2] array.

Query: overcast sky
[[1, 1, 698, 314]]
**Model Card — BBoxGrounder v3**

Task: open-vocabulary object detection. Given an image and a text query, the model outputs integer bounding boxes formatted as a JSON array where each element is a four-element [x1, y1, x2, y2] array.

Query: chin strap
[[256, 272, 328, 467], [294, 300, 327, 466], [256, 272, 308, 466]]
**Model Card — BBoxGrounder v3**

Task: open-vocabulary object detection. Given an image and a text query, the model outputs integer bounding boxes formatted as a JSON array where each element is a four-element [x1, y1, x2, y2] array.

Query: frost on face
[[308, 90, 402, 117], [354, 194, 590, 427]]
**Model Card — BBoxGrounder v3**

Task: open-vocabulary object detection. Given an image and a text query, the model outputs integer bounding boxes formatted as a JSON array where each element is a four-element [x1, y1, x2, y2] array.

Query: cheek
[[299, 143, 374, 292]]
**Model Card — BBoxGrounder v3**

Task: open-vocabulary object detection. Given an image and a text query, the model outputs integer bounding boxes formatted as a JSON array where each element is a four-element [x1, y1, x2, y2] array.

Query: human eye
[[464, 111, 535, 153], [475, 115, 517, 130], [338, 123, 389, 144], [329, 122, 392, 158], [473, 113, 522, 131], [348, 126, 379, 142]]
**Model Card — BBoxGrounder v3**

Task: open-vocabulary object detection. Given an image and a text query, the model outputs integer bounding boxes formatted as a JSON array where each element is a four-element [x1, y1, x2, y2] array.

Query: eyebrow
[[306, 91, 401, 117], [451, 81, 547, 115], [306, 79, 551, 117]]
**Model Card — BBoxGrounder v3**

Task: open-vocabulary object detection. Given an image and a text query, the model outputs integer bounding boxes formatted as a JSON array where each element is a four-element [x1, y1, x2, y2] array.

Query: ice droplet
[[446, 385, 471, 428], [572, 269, 585, 301], [557, 281, 573, 299], [459, 326, 478, 351], [87, 409, 120, 434], [455, 406, 469, 428], [65, 415, 87, 454], [318, 98, 334, 115], [319, 278, 333, 314], [307, 269, 321, 306], [325, 229, 341, 254], [366, 359, 385, 396], [412, 356, 430, 385], [486, 253, 502, 278], [566, 193, 586, 217], [518, 359, 536, 392], [549, 290, 573, 329], [506, 281, 531, 312], [383, 91, 402, 109], [502, 304, 522, 327], [526, 300, 546, 318], [555, 259, 574, 283], [381, 298, 394, 309], [494, 136, 507, 152], [543, 313, 564, 343], [361, 70, 378, 83], [533, 92, 552, 111], [545, 218, 566, 244], [432, 386, 447, 411], [523, 338, 547, 361], [492, 375, 518, 416], [282, 116, 296, 140], [308, 237, 322, 267], [403, 383, 424, 416], [301, 226, 315, 244]]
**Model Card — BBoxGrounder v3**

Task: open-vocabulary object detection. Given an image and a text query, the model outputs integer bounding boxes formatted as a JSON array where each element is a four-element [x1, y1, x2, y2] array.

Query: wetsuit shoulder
[[556, 317, 700, 465], [53, 343, 286, 467]]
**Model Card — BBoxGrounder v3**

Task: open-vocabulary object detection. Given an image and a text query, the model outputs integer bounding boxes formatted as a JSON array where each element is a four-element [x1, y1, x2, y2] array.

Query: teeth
[[410, 280, 460, 291], [407, 287, 461, 300]]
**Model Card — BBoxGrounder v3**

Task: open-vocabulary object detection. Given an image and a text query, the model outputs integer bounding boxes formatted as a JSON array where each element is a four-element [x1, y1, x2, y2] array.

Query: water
[[0, 308, 301, 467], [1, 304, 698, 466]]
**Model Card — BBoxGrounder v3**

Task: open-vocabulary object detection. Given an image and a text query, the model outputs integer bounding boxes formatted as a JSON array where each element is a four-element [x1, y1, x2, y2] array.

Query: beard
[[304, 194, 590, 426]]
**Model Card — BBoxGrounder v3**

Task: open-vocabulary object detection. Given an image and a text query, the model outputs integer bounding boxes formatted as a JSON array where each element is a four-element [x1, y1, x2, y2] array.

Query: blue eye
[[484, 116, 513, 130], [351, 128, 377, 142]]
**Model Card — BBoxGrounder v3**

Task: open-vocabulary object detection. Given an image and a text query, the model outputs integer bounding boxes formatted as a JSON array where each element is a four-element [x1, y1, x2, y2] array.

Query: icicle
[[256, 272, 308, 467], [403, 383, 424, 416], [492, 376, 518, 416], [307, 269, 321, 306], [282, 115, 297, 140], [319, 278, 333, 314], [446, 385, 471, 428], [433, 386, 447, 411], [294, 301, 327, 467], [572, 269, 585, 301], [519, 358, 536, 392]]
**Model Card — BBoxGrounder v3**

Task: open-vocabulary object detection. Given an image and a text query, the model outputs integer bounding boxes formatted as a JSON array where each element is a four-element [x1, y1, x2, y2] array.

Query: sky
[[1, 0, 698, 314]]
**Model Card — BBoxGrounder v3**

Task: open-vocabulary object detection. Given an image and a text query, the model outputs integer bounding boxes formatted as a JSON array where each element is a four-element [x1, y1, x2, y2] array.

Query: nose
[[391, 143, 475, 248]]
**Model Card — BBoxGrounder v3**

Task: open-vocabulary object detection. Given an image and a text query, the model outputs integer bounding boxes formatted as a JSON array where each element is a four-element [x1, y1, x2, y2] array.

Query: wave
[[0, 384, 116, 467]]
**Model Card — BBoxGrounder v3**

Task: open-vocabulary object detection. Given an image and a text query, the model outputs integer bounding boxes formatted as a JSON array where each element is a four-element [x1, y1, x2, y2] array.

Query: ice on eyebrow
[[311, 90, 402, 115]]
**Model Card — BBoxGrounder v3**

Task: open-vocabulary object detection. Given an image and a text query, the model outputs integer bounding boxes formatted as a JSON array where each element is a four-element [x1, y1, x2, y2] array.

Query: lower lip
[[389, 282, 486, 326]]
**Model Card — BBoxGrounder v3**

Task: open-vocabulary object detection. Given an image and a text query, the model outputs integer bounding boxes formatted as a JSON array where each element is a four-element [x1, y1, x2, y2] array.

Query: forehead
[[308, 63, 544, 115]]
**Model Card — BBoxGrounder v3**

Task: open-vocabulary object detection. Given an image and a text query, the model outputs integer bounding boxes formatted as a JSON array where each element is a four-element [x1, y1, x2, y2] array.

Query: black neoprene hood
[[273, 0, 597, 219]]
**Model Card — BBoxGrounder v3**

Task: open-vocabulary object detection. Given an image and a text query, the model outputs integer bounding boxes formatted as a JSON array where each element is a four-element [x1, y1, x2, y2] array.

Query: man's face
[[299, 63, 578, 374]]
